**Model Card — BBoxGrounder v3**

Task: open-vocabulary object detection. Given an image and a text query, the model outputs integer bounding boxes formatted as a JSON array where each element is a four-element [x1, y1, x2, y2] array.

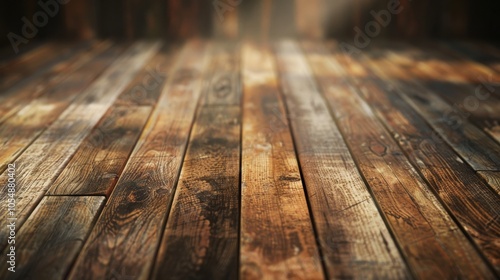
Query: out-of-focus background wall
[[1, 0, 499, 49]]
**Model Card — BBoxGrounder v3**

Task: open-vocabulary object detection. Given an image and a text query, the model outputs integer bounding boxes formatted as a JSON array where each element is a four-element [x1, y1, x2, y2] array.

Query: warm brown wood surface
[[0, 196, 105, 280], [0, 42, 120, 173], [0, 41, 159, 243], [47, 46, 175, 196], [153, 43, 241, 279], [240, 43, 324, 279], [274, 41, 410, 279], [0, 40, 499, 279], [304, 41, 494, 279], [68, 40, 210, 280], [332, 42, 500, 274]]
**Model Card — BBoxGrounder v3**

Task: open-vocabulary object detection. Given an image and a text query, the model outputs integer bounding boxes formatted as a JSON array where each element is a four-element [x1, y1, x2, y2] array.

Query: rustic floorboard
[[68, 40, 209, 280], [274, 41, 410, 279], [239, 43, 324, 279], [334, 43, 500, 274], [1, 39, 499, 280], [153, 42, 241, 279]]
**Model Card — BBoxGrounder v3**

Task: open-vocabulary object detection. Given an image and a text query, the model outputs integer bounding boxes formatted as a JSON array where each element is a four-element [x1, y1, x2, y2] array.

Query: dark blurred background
[[1, 0, 499, 50]]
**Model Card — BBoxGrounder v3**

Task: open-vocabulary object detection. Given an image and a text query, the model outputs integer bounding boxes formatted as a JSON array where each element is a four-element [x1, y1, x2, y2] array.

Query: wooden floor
[[0, 39, 499, 280]]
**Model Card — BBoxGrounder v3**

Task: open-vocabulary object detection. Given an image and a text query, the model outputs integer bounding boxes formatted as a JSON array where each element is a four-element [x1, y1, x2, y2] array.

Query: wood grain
[[0, 42, 160, 245], [153, 43, 241, 279], [239, 43, 324, 279], [48, 47, 177, 196], [273, 40, 410, 279], [0, 42, 120, 173], [0, 196, 104, 280], [68, 40, 210, 280], [305, 41, 495, 279], [47, 106, 151, 196], [478, 171, 500, 195], [335, 43, 500, 274]]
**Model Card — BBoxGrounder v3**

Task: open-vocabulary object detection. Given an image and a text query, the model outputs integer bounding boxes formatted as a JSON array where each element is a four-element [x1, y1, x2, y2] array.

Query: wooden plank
[[478, 171, 500, 196], [0, 42, 53, 71], [48, 47, 177, 196], [304, 41, 495, 279], [115, 45, 178, 107], [364, 43, 500, 171], [68, 40, 210, 280], [0, 41, 102, 124], [47, 106, 151, 196], [153, 105, 240, 279], [153, 42, 241, 279], [273, 41, 410, 279], [0, 42, 87, 93], [333, 43, 500, 273], [238, 43, 324, 279], [377, 41, 500, 143], [0, 196, 104, 279], [0, 42, 160, 245], [0, 42, 120, 173]]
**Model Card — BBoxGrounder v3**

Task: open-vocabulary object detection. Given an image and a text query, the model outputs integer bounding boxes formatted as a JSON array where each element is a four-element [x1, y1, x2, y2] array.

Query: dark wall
[[1, 0, 499, 49]]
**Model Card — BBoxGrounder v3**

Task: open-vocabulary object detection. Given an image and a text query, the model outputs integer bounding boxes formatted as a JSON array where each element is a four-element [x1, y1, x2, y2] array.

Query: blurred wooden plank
[[365, 44, 500, 171], [442, 41, 500, 73], [0, 42, 87, 93], [383, 41, 500, 143], [478, 171, 500, 195], [68, 41, 210, 280], [338, 44, 500, 273], [0, 42, 160, 246], [0, 42, 120, 173], [273, 40, 410, 279], [0, 196, 104, 279], [48, 47, 176, 196], [0, 41, 98, 124], [0, 42, 51, 70], [305, 41, 495, 279], [239, 43, 324, 279]]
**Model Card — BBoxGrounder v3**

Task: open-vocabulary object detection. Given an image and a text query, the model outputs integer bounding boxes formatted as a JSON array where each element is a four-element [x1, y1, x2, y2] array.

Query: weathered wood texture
[[0, 42, 120, 173], [68, 40, 210, 280], [333, 43, 500, 274], [1, 39, 499, 280], [239, 43, 324, 279], [274, 41, 410, 279], [0, 196, 105, 280], [304, 41, 495, 279], [0, 42, 160, 245], [48, 47, 175, 196], [153, 43, 241, 279]]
